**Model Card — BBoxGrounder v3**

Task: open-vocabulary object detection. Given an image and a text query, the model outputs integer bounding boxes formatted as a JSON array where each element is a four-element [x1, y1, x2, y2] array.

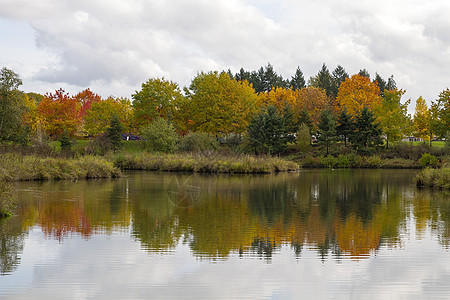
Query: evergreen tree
[[235, 67, 251, 82], [247, 106, 291, 154], [107, 113, 124, 151], [373, 73, 387, 97], [297, 109, 314, 137], [350, 107, 382, 153], [316, 109, 337, 156], [290, 67, 306, 91], [315, 63, 333, 97], [336, 108, 353, 147], [331, 65, 349, 99], [359, 69, 371, 79], [386, 75, 397, 91]]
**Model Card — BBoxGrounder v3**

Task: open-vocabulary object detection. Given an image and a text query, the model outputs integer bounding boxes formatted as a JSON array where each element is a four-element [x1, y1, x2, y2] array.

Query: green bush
[[415, 167, 450, 190], [296, 124, 311, 154], [141, 118, 179, 153], [419, 153, 439, 168], [178, 132, 218, 152]]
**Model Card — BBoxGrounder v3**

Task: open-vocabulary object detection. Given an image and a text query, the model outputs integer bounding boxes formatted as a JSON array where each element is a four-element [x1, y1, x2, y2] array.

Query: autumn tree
[[413, 97, 433, 145], [294, 86, 329, 125], [132, 78, 184, 129], [74, 89, 101, 119], [37, 89, 81, 138], [0, 67, 28, 142], [336, 74, 381, 116], [84, 97, 131, 137], [350, 107, 383, 153], [375, 89, 411, 148], [181, 71, 258, 136]]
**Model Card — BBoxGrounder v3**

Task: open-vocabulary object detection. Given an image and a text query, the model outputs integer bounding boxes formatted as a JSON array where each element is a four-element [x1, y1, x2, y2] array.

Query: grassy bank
[[0, 182, 14, 217], [415, 166, 450, 190], [297, 154, 420, 169], [0, 153, 121, 181], [111, 152, 300, 173]]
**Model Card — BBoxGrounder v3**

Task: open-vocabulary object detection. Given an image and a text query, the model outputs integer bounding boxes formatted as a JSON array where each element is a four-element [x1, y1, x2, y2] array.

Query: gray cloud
[[0, 0, 449, 107]]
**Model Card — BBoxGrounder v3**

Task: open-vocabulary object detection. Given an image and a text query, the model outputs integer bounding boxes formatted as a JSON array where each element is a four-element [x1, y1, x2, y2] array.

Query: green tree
[[132, 78, 184, 129], [296, 124, 311, 154], [336, 108, 353, 147], [359, 69, 371, 79], [107, 113, 124, 151], [309, 63, 333, 97], [290, 67, 306, 91], [350, 107, 382, 153], [316, 109, 337, 156], [0, 67, 27, 141], [376, 89, 411, 148], [373, 73, 387, 97], [431, 89, 450, 138], [247, 106, 291, 154], [331, 65, 349, 99], [297, 109, 314, 137], [141, 118, 179, 153]]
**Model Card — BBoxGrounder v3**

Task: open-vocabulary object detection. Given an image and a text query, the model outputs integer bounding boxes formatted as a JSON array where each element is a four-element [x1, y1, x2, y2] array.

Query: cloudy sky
[[1, 0, 449, 110]]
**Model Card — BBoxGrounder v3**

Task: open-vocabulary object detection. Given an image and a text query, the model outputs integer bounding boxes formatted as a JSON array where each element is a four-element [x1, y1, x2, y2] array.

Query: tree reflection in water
[[3, 169, 449, 275]]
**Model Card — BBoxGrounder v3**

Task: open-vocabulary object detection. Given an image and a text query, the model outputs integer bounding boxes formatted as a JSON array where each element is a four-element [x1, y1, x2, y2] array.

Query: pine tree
[[350, 107, 382, 153], [297, 110, 314, 137], [290, 67, 306, 91], [316, 63, 333, 97], [248, 106, 290, 154], [331, 65, 349, 99], [107, 113, 124, 151], [373, 73, 387, 97], [336, 108, 353, 147], [316, 109, 337, 156]]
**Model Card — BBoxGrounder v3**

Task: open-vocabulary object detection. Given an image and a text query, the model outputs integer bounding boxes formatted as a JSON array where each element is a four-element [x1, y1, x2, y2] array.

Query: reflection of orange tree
[[18, 180, 131, 240], [413, 190, 450, 247], [38, 201, 92, 241]]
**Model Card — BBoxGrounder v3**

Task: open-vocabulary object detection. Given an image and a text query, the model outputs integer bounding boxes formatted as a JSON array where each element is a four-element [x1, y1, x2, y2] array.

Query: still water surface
[[1, 169, 450, 299]]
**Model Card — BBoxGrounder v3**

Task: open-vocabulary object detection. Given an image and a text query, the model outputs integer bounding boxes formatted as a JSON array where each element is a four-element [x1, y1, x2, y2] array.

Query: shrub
[[419, 153, 439, 168], [178, 132, 218, 152], [296, 124, 311, 154], [415, 167, 450, 190], [141, 118, 179, 153]]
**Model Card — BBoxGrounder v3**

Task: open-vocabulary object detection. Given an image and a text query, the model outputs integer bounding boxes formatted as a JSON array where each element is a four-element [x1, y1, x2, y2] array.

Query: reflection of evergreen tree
[[0, 218, 26, 275]]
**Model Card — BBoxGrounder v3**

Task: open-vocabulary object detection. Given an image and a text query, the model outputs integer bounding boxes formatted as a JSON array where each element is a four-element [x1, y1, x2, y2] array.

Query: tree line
[[0, 64, 448, 155]]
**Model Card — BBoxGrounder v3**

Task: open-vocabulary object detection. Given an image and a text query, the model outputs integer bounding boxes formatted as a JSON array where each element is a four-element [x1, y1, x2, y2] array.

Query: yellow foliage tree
[[336, 74, 381, 116], [180, 71, 258, 135]]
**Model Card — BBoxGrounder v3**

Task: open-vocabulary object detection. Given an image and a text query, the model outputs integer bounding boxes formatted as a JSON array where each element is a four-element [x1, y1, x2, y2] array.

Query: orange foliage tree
[[37, 89, 81, 138], [294, 86, 330, 125], [336, 74, 381, 116]]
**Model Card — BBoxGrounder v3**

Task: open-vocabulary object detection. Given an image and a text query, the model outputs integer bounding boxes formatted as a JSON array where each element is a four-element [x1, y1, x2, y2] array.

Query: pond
[[1, 169, 449, 299]]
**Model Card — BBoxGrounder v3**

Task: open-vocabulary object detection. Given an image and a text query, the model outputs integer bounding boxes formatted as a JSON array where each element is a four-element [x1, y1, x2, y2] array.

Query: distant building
[[402, 137, 424, 142]]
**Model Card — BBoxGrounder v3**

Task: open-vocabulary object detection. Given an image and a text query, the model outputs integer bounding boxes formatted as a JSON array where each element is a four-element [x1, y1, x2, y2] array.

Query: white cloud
[[0, 0, 449, 110]]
